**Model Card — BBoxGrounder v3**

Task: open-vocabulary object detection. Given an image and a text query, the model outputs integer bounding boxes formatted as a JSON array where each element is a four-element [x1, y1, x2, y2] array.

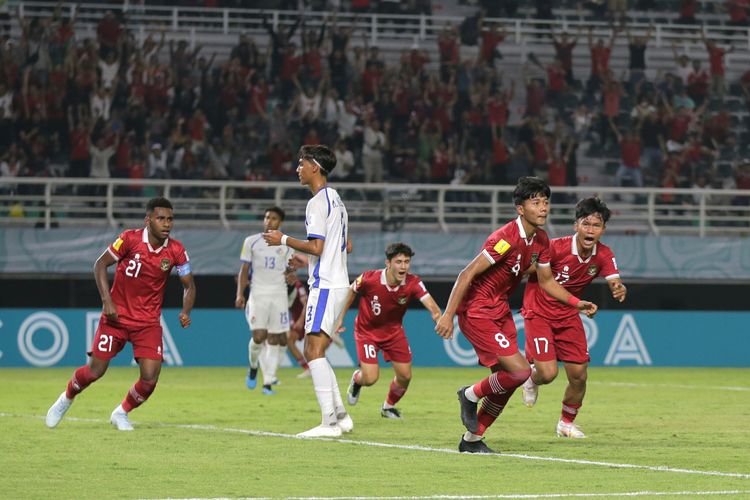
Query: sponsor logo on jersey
[[160, 258, 171, 271], [587, 264, 598, 276], [493, 239, 511, 255], [113, 238, 123, 251], [397, 296, 407, 305]]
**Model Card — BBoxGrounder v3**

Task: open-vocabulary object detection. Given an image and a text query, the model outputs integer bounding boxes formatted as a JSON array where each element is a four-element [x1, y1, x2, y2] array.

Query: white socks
[[248, 339, 262, 369], [465, 385, 479, 403], [327, 362, 347, 419], [463, 431, 482, 442], [308, 358, 337, 426], [261, 344, 285, 386]]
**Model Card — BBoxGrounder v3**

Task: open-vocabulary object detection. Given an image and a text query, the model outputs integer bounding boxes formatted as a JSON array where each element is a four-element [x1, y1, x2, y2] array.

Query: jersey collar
[[380, 268, 405, 291], [142, 227, 169, 254], [515, 216, 536, 246], [571, 234, 596, 263]]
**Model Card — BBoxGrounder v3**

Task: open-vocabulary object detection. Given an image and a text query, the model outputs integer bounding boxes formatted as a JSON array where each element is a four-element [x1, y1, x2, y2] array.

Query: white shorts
[[304, 287, 349, 336], [245, 292, 290, 334]]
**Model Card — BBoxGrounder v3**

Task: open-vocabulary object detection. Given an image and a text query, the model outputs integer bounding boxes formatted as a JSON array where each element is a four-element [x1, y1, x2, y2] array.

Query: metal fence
[[2, 177, 749, 237]]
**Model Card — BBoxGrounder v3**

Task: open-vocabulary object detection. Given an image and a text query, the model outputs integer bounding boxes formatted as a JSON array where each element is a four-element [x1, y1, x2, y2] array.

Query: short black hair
[[385, 242, 415, 260], [265, 206, 286, 221], [299, 144, 337, 176], [575, 197, 611, 224], [513, 176, 551, 206], [146, 197, 173, 214]]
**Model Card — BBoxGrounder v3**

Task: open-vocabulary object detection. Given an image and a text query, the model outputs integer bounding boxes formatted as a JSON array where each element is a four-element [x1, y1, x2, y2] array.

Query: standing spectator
[[686, 59, 710, 107], [611, 118, 644, 188], [551, 28, 580, 85], [586, 27, 617, 98], [147, 142, 167, 178], [331, 139, 355, 181], [625, 24, 654, 90], [96, 10, 121, 58], [676, 0, 699, 25], [477, 20, 506, 69], [701, 30, 733, 100], [438, 23, 460, 81], [670, 42, 693, 86], [362, 117, 387, 183]]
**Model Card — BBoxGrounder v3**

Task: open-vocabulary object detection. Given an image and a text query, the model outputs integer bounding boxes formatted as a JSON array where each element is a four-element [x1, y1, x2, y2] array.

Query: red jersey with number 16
[[522, 235, 619, 321], [458, 216, 550, 319], [106, 228, 190, 326], [353, 269, 430, 340]]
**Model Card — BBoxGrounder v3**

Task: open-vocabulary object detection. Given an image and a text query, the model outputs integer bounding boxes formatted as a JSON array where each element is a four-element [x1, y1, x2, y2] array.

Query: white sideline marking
[[6, 412, 750, 480], [590, 381, 750, 392]]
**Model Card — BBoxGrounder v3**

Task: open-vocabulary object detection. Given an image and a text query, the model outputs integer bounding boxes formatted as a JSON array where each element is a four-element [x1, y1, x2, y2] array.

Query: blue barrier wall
[[1, 308, 747, 368]]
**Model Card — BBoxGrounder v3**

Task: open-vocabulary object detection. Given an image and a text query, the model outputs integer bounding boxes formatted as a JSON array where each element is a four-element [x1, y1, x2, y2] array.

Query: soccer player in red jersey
[[45, 197, 196, 431], [338, 243, 441, 419], [521, 197, 626, 438], [435, 177, 597, 453], [285, 270, 311, 378]]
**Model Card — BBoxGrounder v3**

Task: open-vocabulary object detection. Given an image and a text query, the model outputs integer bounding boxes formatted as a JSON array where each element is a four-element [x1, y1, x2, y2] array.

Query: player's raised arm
[[435, 253, 492, 339], [536, 264, 598, 317], [94, 250, 118, 321], [608, 277, 627, 303], [178, 272, 196, 328]]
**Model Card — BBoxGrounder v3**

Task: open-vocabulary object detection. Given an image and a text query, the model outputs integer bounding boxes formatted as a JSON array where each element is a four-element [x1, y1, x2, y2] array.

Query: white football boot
[[297, 423, 342, 438], [521, 376, 538, 408], [110, 404, 134, 431], [45, 392, 73, 428], [556, 420, 586, 439], [337, 413, 354, 433]]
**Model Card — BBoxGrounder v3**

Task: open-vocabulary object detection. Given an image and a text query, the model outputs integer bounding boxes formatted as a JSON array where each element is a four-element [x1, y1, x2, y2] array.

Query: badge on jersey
[[113, 238, 124, 251], [587, 264, 598, 276], [160, 258, 171, 271], [493, 239, 511, 255], [397, 296, 407, 305], [531, 252, 539, 264]]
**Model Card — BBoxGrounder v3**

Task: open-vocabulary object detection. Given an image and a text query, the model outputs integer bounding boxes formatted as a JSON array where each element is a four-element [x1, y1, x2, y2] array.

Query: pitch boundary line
[[3, 412, 749, 480], [589, 381, 750, 392]]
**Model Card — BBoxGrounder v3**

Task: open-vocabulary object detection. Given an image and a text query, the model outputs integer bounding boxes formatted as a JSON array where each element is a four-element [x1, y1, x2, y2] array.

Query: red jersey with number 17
[[458, 216, 550, 319], [106, 228, 190, 326], [353, 269, 430, 340], [522, 235, 619, 321]]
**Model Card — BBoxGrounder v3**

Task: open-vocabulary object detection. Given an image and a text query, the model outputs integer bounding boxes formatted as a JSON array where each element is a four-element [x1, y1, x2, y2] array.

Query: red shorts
[[457, 311, 518, 367], [355, 328, 412, 365], [524, 314, 589, 364], [89, 316, 163, 361], [291, 324, 305, 341]]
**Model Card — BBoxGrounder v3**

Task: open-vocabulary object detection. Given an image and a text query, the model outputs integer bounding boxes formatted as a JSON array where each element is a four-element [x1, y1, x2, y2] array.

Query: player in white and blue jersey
[[264, 144, 353, 438], [235, 207, 294, 395]]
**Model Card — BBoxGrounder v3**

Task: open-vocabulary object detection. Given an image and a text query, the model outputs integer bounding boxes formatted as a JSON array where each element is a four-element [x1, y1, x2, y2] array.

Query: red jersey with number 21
[[459, 216, 550, 319], [523, 235, 619, 321], [106, 228, 190, 326], [353, 269, 430, 340]]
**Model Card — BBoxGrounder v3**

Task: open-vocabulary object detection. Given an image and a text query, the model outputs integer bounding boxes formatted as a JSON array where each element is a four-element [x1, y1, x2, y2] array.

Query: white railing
[[12, 1, 750, 52], [1, 177, 749, 237]]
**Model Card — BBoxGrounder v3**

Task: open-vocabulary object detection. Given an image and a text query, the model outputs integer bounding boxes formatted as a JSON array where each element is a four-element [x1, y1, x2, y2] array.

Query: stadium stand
[[1, 1, 749, 235]]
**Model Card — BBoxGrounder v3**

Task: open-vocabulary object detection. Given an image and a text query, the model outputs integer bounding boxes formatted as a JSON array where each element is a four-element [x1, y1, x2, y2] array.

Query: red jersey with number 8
[[353, 269, 430, 340], [458, 217, 550, 319], [106, 228, 189, 326]]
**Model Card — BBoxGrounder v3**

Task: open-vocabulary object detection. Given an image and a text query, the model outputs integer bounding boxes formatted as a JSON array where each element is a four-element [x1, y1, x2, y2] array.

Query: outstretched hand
[[577, 300, 598, 318]]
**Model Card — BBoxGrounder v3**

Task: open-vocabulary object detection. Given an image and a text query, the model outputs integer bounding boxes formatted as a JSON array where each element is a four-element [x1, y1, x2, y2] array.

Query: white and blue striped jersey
[[240, 233, 293, 295], [305, 186, 349, 289]]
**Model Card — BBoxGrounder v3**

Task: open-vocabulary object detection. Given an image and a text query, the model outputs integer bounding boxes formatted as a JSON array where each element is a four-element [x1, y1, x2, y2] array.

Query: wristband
[[566, 295, 581, 307], [281, 235, 289, 246]]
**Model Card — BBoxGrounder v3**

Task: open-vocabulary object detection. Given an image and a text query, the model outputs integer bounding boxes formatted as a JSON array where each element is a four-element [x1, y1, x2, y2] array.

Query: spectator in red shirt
[[529, 53, 567, 114], [676, 0, 699, 24], [551, 28, 580, 85], [97, 10, 121, 58], [437, 23, 460, 80], [686, 59, 710, 107], [477, 21, 506, 69], [611, 118, 644, 188], [586, 27, 617, 98], [701, 30, 734, 100]]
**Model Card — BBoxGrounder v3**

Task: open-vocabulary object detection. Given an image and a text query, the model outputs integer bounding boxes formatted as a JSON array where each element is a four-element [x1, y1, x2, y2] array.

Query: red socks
[[66, 365, 100, 399], [122, 379, 158, 412], [471, 367, 531, 399], [385, 378, 407, 406], [476, 394, 506, 436], [561, 402, 582, 423]]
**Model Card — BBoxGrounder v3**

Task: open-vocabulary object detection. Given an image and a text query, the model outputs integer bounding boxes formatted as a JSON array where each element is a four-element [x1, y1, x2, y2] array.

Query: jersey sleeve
[[107, 231, 132, 262], [351, 272, 366, 293], [599, 245, 621, 280], [481, 233, 514, 265], [305, 197, 328, 240], [239, 236, 254, 263], [534, 233, 551, 267], [411, 276, 430, 301], [174, 242, 191, 277]]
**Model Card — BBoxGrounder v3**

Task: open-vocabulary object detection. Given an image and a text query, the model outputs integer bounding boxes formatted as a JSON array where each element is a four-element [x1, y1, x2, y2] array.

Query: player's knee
[[139, 379, 158, 397], [569, 370, 587, 386], [536, 366, 559, 385], [508, 367, 532, 387]]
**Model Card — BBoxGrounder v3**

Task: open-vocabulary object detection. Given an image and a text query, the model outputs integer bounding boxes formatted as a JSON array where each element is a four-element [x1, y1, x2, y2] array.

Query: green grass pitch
[[1, 366, 748, 499]]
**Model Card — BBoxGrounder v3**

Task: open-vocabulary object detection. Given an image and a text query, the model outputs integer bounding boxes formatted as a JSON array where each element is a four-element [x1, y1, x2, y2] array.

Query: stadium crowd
[[1, 0, 750, 203]]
